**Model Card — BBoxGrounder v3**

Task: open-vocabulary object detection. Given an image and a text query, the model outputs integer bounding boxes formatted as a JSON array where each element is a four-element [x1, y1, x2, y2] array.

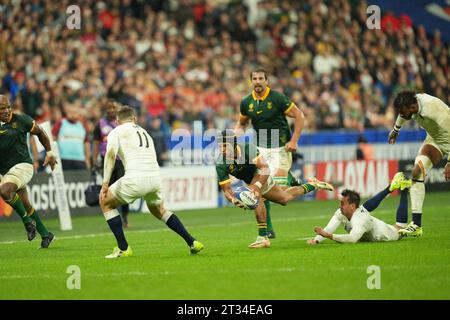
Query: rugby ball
[[234, 186, 259, 210]]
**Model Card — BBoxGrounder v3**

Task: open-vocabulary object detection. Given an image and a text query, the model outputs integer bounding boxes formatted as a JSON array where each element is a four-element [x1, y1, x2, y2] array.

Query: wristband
[[46, 150, 55, 157], [254, 181, 263, 189]]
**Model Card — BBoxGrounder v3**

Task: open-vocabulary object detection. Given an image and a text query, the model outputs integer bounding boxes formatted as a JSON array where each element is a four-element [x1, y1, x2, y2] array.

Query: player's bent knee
[[148, 204, 164, 220], [413, 155, 433, 181], [0, 184, 14, 200]]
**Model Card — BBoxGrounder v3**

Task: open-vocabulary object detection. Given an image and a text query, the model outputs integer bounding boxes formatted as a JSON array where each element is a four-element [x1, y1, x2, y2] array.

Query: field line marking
[[0, 215, 333, 245]]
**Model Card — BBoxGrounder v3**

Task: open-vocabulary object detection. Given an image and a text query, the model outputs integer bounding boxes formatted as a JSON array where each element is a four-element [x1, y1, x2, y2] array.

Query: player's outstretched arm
[[308, 211, 342, 245], [30, 123, 57, 171], [326, 224, 366, 244]]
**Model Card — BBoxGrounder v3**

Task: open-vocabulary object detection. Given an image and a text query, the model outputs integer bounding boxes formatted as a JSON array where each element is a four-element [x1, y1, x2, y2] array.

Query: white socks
[[104, 209, 120, 221], [161, 210, 173, 223], [410, 181, 425, 214]]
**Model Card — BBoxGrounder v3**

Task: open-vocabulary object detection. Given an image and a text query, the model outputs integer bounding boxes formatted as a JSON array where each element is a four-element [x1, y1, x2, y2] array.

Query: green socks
[[28, 208, 49, 237], [301, 183, 316, 194], [264, 200, 273, 232], [6, 194, 32, 224], [257, 222, 268, 237]]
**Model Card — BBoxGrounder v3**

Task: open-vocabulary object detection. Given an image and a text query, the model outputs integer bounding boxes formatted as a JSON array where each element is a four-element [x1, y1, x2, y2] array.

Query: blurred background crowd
[[0, 0, 449, 147]]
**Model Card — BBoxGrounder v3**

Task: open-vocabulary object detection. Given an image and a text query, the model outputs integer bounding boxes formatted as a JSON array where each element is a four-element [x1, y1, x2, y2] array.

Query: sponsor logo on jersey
[[257, 110, 263, 114], [0, 130, 7, 134]]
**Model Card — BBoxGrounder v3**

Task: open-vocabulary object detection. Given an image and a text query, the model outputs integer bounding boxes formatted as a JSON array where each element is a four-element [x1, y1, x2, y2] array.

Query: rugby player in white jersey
[[308, 172, 412, 244], [388, 91, 450, 237], [99, 106, 204, 258]]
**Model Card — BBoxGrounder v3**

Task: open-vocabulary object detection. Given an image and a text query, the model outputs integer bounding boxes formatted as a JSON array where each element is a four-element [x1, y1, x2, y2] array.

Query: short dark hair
[[340, 189, 360, 207], [117, 106, 135, 120], [393, 91, 417, 111], [218, 129, 237, 147], [249, 68, 268, 80]]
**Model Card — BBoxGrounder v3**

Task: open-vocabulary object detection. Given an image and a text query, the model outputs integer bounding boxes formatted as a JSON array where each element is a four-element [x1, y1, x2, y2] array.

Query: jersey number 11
[[136, 130, 150, 148]]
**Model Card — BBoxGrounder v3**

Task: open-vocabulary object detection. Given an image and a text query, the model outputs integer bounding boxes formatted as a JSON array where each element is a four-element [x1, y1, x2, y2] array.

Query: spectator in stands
[[144, 116, 169, 167], [356, 135, 374, 161], [52, 105, 91, 170], [0, 0, 447, 144]]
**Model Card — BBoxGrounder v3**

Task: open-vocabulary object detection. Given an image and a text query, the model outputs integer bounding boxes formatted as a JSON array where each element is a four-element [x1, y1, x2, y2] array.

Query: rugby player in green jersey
[[0, 95, 57, 248], [235, 68, 306, 238], [216, 130, 333, 248]]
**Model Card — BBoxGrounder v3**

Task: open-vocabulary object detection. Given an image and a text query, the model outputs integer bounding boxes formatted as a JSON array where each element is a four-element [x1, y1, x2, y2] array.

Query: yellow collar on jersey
[[252, 87, 271, 101]]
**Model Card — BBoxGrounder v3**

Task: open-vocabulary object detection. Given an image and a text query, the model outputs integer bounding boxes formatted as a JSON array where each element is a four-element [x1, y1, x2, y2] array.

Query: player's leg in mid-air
[[399, 143, 442, 237], [0, 163, 53, 247], [262, 177, 333, 206], [145, 195, 204, 254], [362, 172, 411, 212], [361, 171, 411, 229]]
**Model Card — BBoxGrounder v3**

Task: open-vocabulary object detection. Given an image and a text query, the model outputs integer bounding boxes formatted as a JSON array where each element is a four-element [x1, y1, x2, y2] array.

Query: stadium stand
[[0, 0, 448, 139]]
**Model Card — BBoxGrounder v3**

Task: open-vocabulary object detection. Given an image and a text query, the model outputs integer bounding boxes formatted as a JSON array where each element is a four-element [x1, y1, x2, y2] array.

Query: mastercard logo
[[0, 198, 13, 217]]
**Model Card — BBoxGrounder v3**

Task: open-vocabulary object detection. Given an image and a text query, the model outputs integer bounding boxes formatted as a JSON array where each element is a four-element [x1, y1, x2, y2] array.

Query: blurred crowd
[[0, 0, 449, 139]]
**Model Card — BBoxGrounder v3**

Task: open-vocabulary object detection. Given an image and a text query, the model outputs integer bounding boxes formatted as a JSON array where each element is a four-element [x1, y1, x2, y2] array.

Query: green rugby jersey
[[0, 113, 35, 175], [239, 87, 294, 148], [216, 143, 260, 186]]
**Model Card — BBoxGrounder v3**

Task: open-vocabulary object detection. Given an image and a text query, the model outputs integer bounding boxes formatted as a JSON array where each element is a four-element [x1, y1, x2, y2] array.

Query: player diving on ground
[[308, 172, 413, 244]]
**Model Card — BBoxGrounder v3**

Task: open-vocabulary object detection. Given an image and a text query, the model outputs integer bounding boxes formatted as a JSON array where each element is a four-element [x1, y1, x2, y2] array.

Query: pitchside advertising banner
[[315, 160, 399, 200], [0, 166, 218, 220], [1, 160, 447, 221]]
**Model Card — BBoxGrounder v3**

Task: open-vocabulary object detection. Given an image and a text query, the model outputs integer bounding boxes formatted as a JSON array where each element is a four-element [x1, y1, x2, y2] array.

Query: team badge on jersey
[[267, 102, 272, 110], [249, 103, 254, 112], [12, 122, 17, 129]]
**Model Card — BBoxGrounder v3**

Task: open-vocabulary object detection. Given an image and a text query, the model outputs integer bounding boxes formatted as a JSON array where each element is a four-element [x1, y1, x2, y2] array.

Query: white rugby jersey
[[414, 94, 450, 150], [104, 122, 160, 179], [314, 206, 399, 243]]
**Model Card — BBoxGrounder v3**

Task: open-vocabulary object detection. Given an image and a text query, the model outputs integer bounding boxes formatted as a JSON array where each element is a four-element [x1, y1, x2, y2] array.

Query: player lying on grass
[[100, 106, 203, 258], [216, 129, 334, 248], [308, 172, 412, 245], [0, 95, 57, 248]]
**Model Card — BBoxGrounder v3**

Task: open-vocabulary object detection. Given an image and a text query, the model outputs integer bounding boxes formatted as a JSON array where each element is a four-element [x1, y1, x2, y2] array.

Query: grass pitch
[[0, 192, 449, 300]]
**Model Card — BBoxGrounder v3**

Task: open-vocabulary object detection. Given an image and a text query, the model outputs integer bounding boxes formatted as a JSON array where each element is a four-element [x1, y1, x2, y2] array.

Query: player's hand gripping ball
[[233, 186, 259, 210]]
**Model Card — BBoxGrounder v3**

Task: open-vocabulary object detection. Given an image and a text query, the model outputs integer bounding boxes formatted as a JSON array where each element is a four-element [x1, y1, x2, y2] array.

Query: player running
[[100, 106, 203, 258], [388, 91, 450, 237], [92, 100, 130, 228], [0, 95, 57, 248], [308, 172, 412, 244], [235, 68, 306, 238], [216, 130, 333, 249]]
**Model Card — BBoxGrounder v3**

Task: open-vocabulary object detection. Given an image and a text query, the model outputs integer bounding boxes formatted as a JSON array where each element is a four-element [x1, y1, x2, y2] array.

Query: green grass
[[0, 192, 449, 300]]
